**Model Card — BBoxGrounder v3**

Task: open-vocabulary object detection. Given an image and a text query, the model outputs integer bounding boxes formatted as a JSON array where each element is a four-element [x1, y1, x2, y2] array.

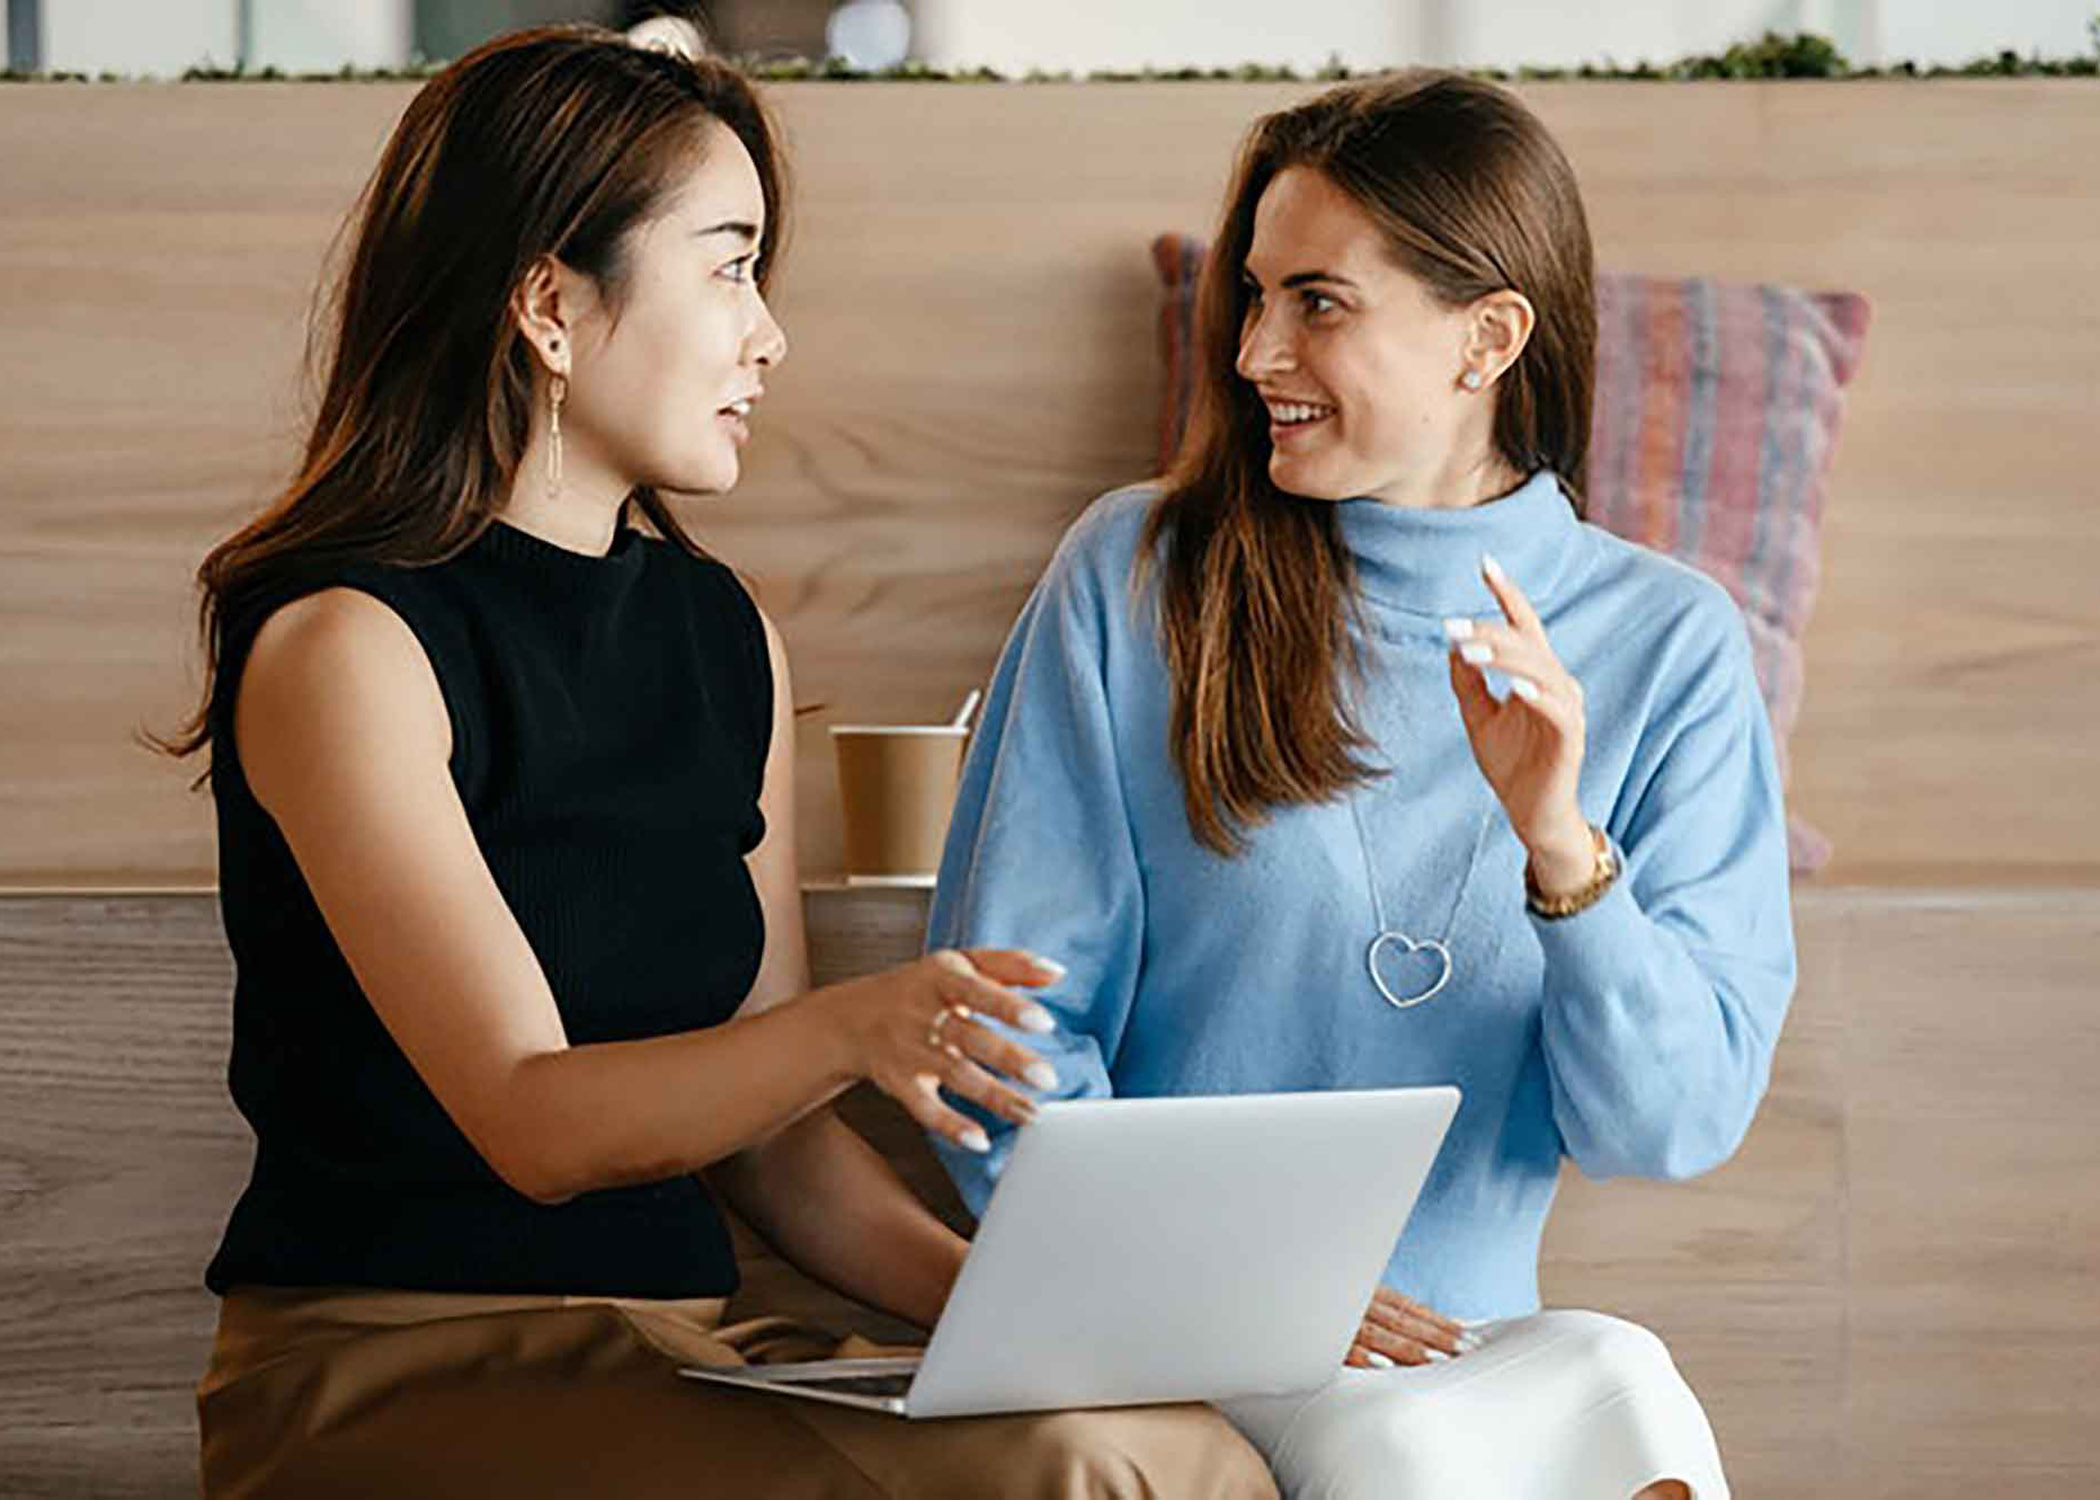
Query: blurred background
[[4, 0, 2095, 77], [2, 7, 2095, 1499]]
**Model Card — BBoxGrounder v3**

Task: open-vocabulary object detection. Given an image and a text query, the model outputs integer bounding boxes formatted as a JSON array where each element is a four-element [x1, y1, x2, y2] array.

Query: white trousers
[[1215, 1310, 1730, 1500]]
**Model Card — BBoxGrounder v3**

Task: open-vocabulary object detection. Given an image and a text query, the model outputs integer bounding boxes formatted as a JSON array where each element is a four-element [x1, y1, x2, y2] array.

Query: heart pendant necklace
[[1347, 792, 1496, 1010]]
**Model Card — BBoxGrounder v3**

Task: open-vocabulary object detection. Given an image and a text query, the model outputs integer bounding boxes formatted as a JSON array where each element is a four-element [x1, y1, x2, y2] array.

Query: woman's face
[[1236, 165, 1495, 507], [560, 119, 786, 496]]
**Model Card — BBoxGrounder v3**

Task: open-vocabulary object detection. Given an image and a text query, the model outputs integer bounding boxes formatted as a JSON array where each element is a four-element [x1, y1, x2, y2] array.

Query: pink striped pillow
[[1151, 234, 1871, 874]]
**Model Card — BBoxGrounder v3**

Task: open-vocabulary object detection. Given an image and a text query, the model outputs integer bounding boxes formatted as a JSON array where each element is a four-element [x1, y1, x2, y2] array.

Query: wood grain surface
[[3, 81, 2097, 887], [4, 886, 2097, 1496]]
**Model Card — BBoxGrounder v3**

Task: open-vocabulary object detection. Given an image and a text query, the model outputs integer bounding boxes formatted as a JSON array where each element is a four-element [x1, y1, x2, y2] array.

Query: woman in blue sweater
[[929, 73, 1794, 1500]]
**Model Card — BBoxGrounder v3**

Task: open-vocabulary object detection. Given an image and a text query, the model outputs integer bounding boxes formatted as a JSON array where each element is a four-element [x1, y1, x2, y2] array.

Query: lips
[[1263, 392, 1337, 448], [1259, 387, 1338, 436]]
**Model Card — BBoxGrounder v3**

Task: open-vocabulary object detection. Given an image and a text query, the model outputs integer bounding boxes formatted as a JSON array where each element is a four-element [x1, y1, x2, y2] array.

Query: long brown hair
[[155, 24, 788, 766], [1143, 71, 1596, 855]]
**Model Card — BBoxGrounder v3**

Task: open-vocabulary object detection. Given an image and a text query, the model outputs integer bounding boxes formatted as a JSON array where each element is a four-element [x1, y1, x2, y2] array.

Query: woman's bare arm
[[235, 588, 1049, 1207], [705, 609, 974, 1328]]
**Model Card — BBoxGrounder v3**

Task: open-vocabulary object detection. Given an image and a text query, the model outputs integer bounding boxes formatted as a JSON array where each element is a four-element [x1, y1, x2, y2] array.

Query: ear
[[511, 255, 574, 379], [1464, 289, 1537, 386]]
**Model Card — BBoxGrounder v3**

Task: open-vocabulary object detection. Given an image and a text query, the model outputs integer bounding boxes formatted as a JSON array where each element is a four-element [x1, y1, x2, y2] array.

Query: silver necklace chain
[[1346, 791, 1497, 1010]]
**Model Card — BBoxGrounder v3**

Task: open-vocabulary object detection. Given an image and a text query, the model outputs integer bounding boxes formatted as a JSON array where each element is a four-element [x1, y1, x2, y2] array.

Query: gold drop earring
[[546, 347, 568, 502]]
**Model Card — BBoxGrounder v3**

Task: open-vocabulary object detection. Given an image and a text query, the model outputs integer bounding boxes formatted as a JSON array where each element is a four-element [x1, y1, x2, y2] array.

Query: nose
[[1235, 298, 1293, 384], [749, 293, 787, 370]]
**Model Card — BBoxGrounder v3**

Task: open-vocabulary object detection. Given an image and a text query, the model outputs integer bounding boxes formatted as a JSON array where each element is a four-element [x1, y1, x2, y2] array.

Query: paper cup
[[830, 724, 971, 885]]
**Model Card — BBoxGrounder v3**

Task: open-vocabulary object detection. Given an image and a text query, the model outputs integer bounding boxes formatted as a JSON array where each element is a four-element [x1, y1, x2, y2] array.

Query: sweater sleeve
[[924, 513, 1146, 1218], [1536, 603, 1798, 1182]]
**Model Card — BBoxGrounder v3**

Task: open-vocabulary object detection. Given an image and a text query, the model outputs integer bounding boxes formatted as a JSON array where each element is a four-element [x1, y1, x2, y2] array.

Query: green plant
[[1, 31, 2094, 85]]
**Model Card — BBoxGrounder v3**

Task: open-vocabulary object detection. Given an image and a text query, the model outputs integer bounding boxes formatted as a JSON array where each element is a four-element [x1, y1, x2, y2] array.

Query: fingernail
[[1365, 1350, 1395, 1369], [1441, 616, 1475, 642], [1508, 675, 1541, 702], [1023, 1061, 1059, 1091], [1459, 641, 1493, 667], [1019, 1007, 1056, 1034], [1031, 955, 1068, 981], [948, 1003, 975, 1021], [1425, 1347, 1451, 1362], [1458, 1333, 1482, 1353], [1481, 552, 1505, 583], [959, 1126, 991, 1154]]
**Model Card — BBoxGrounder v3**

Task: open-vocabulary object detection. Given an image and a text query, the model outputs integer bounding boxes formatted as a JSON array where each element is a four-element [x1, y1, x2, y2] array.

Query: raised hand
[[1443, 552, 1596, 895]]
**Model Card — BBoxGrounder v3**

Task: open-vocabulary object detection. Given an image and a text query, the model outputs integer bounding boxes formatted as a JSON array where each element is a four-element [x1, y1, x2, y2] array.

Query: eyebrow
[[1242, 266, 1358, 290], [694, 219, 760, 243]]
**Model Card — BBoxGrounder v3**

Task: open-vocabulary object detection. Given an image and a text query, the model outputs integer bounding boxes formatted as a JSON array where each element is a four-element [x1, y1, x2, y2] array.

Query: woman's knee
[[1266, 1315, 1705, 1499], [1532, 1310, 1683, 1390], [1259, 1383, 1457, 1499]]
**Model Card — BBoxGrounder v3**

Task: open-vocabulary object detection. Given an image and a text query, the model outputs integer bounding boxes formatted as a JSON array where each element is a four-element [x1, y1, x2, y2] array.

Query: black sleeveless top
[[204, 521, 771, 1298]]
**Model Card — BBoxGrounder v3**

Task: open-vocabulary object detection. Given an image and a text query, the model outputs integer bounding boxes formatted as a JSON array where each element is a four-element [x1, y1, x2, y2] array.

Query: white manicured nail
[[1508, 676, 1541, 702], [1481, 552, 1506, 583], [1459, 642, 1493, 667], [1023, 1061, 1059, 1091], [959, 1126, 991, 1154], [1019, 1007, 1056, 1034], [1425, 1347, 1451, 1362], [1031, 954, 1068, 981], [1441, 616, 1475, 642], [1365, 1350, 1395, 1369]]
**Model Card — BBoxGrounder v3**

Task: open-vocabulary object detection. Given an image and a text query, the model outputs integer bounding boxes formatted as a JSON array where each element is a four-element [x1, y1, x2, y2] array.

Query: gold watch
[[1525, 824, 1620, 920]]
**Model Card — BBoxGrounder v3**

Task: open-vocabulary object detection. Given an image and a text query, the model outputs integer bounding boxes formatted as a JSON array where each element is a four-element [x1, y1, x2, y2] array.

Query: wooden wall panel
[[1542, 887, 1850, 1491], [3, 82, 2097, 886]]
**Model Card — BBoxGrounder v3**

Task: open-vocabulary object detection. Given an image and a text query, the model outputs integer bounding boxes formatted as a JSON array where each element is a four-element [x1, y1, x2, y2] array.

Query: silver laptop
[[679, 1085, 1460, 1419]]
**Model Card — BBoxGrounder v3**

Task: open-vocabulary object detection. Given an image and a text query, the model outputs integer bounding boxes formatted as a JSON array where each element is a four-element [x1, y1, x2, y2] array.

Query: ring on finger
[[926, 1002, 971, 1051]]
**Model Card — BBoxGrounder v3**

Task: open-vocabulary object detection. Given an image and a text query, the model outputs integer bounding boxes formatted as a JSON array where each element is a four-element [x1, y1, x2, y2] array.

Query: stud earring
[[1461, 368, 1485, 392]]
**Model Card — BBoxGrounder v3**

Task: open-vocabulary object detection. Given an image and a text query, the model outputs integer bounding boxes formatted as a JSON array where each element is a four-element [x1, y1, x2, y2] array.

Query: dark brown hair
[[155, 24, 787, 765], [1143, 71, 1596, 855]]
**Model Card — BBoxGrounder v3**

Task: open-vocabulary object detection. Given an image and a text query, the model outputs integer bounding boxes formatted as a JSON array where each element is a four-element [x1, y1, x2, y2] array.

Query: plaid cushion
[[1151, 233, 1871, 874]]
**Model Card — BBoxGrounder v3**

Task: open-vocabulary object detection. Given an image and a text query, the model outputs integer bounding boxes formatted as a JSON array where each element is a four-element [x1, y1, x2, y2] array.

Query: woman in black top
[[162, 25, 1274, 1499]]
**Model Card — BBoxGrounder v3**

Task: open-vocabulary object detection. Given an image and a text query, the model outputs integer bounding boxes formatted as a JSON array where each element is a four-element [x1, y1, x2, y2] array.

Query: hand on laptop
[[1346, 1287, 1477, 1369], [817, 947, 1063, 1154]]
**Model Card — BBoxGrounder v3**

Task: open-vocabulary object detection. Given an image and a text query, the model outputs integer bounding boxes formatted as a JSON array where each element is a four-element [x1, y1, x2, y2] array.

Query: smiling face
[[1236, 165, 1514, 509], [556, 118, 786, 497]]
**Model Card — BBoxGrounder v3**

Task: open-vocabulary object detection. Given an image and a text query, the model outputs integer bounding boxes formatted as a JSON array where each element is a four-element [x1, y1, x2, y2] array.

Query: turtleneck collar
[[1332, 469, 1584, 620], [477, 516, 648, 604]]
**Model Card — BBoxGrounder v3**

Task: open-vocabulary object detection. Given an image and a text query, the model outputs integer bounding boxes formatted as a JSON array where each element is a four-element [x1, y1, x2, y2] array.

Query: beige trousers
[[197, 1286, 1278, 1499]]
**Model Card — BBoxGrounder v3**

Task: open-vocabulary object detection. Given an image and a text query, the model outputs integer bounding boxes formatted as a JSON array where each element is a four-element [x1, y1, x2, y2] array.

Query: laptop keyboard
[[792, 1372, 916, 1398]]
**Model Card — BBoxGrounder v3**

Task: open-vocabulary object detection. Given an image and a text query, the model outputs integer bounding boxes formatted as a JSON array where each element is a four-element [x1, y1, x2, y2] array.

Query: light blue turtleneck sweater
[[927, 471, 1796, 1321]]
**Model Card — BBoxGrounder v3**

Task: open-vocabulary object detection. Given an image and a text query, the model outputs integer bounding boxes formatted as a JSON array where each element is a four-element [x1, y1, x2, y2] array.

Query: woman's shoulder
[[636, 531, 751, 604], [1047, 481, 1168, 588], [631, 534, 775, 724], [629, 533, 768, 655], [227, 585, 456, 793], [1573, 521, 1752, 674], [224, 565, 460, 701]]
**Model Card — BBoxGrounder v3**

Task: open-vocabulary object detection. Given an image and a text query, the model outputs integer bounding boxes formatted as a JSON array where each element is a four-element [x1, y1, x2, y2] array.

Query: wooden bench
[[6, 883, 2096, 1497]]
